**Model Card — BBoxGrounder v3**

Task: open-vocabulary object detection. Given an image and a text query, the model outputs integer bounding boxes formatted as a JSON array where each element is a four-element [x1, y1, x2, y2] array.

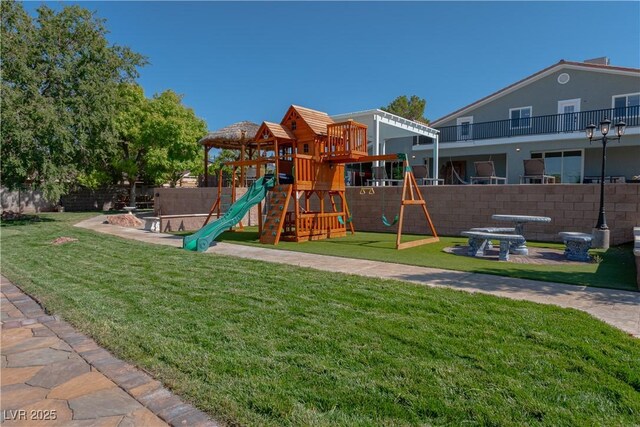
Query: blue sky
[[24, 1, 640, 131]]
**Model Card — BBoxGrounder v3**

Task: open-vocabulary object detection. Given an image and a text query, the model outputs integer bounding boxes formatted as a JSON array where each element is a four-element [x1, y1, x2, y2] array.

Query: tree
[[208, 149, 239, 184], [381, 95, 429, 124], [1, 1, 146, 201], [144, 90, 207, 188], [113, 85, 207, 203]]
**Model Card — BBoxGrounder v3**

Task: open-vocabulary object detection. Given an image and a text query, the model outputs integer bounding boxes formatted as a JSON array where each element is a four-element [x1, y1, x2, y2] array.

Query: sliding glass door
[[531, 150, 583, 183]]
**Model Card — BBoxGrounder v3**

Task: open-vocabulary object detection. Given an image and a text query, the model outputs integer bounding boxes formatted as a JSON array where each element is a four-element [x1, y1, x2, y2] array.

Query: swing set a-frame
[[341, 152, 439, 250]]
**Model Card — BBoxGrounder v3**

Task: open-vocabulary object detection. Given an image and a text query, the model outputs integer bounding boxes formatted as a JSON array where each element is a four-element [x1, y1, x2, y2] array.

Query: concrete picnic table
[[491, 214, 551, 255]]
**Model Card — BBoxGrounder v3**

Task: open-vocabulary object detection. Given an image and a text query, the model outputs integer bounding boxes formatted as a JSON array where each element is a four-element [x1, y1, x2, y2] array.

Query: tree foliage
[[381, 95, 429, 124], [113, 84, 207, 202], [208, 149, 239, 183], [1, 1, 146, 201]]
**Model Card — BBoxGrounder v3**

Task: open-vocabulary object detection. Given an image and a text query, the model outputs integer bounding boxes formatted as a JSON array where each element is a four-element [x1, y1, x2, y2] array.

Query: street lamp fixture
[[585, 118, 626, 248]]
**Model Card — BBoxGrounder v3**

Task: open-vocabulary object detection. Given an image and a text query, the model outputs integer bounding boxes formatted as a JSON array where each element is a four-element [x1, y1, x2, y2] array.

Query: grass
[[211, 227, 637, 291], [1, 213, 639, 426]]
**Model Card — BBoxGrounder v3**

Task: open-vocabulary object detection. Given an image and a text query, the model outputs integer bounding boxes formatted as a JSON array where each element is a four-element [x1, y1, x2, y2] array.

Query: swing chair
[[381, 160, 399, 227]]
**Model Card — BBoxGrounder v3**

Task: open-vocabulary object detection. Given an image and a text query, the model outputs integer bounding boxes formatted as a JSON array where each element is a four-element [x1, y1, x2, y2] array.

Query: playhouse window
[[303, 144, 309, 153], [291, 121, 297, 130]]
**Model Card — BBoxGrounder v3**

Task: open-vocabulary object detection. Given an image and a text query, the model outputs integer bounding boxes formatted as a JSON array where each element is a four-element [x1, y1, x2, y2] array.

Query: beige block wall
[[346, 183, 640, 246], [153, 184, 640, 245], [154, 187, 260, 231]]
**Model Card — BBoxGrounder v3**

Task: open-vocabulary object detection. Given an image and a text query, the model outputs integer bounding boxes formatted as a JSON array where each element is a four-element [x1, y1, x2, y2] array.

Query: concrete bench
[[143, 217, 160, 233], [461, 231, 526, 261], [558, 232, 592, 262], [470, 227, 515, 250]]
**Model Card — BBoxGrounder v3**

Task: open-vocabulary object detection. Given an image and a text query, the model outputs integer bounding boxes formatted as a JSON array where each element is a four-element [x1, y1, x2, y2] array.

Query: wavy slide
[[183, 176, 275, 252]]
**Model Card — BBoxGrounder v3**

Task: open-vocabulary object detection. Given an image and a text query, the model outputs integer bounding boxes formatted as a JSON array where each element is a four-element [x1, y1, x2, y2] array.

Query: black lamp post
[[585, 118, 626, 231]]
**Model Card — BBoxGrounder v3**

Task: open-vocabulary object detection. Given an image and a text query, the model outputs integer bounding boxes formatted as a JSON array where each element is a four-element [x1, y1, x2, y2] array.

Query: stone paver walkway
[[1, 277, 217, 427], [75, 215, 640, 337]]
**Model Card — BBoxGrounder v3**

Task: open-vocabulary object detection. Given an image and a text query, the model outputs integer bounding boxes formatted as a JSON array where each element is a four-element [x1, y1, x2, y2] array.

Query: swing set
[[344, 153, 439, 250], [193, 105, 438, 251]]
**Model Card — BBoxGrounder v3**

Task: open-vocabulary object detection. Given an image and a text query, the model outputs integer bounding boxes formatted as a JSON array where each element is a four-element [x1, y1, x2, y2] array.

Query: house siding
[[437, 68, 640, 128]]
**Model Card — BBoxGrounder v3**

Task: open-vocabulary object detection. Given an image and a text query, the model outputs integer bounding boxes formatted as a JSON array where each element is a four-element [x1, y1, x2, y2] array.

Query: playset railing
[[293, 154, 315, 183], [323, 121, 368, 160], [297, 212, 343, 233]]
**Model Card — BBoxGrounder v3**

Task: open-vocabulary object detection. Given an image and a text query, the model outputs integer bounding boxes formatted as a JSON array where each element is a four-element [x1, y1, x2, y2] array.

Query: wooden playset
[[203, 105, 438, 250]]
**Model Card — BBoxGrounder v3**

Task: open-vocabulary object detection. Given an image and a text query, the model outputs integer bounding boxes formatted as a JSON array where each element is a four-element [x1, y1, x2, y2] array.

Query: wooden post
[[339, 191, 355, 235], [274, 139, 279, 184], [217, 169, 223, 218], [240, 143, 246, 187], [257, 141, 263, 235], [203, 146, 210, 187]]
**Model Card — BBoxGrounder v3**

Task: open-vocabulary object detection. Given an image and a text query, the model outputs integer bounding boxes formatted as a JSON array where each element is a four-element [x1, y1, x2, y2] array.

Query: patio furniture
[[491, 214, 552, 255], [470, 161, 507, 184], [520, 159, 556, 184], [470, 227, 516, 249], [367, 166, 387, 186], [582, 175, 626, 184], [461, 231, 525, 261], [558, 232, 592, 262], [366, 166, 402, 186], [413, 165, 444, 185]]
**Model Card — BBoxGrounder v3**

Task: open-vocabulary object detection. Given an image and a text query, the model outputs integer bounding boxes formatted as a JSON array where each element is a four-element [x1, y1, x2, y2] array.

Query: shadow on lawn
[[1, 215, 56, 228]]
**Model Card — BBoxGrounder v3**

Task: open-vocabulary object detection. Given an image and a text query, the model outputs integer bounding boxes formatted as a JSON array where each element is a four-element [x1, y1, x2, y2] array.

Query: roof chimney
[[583, 56, 610, 66]]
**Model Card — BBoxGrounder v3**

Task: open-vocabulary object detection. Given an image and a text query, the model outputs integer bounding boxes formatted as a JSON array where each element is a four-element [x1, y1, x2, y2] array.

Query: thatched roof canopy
[[199, 121, 262, 150]]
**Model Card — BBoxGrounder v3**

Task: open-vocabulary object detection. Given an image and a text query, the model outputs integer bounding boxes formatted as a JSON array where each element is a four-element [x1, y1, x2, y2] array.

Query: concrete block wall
[[1, 187, 56, 213], [634, 227, 640, 289], [155, 187, 259, 228], [153, 184, 640, 245], [60, 187, 128, 212], [345, 183, 640, 245]]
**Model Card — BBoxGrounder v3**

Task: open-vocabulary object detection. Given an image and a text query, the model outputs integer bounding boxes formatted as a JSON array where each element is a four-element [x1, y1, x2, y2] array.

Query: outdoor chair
[[412, 165, 444, 185], [367, 166, 388, 186], [520, 159, 555, 184], [470, 161, 507, 184]]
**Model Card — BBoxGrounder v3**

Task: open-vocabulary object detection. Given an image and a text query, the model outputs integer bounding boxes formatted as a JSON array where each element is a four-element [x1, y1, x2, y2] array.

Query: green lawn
[[2, 213, 639, 426], [214, 227, 637, 291]]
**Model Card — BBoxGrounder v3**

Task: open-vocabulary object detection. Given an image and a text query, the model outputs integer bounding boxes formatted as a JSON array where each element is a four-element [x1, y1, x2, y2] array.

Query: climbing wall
[[260, 184, 292, 245]]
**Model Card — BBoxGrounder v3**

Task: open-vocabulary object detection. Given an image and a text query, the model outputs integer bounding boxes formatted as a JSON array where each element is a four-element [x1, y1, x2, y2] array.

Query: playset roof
[[199, 121, 260, 149]]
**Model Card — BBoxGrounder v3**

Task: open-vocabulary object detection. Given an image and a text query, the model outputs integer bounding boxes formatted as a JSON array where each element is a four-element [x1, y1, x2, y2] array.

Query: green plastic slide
[[183, 176, 275, 252]]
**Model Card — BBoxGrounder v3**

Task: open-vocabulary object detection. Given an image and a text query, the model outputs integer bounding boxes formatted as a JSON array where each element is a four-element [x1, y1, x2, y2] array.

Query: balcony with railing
[[430, 105, 640, 144], [322, 120, 368, 161]]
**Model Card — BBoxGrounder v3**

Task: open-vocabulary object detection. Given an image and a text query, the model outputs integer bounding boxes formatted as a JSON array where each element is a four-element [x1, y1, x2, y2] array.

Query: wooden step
[[260, 185, 292, 245]]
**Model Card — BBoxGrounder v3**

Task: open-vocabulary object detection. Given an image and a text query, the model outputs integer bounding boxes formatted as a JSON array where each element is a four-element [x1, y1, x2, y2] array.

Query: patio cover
[[198, 121, 263, 186], [331, 109, 440, 183]]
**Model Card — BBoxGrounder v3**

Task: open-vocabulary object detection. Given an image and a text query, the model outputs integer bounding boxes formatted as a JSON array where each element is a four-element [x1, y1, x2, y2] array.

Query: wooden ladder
[[260, 184, 292, 245]]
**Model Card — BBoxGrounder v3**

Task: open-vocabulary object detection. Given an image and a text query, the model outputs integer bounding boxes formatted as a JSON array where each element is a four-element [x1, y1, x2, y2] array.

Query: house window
[[510, 107, 532, 129], [303, 144, 309, 153], [456, 116, 473, 140], [531, 150, 582, 183], [612, 93, 640, 119], [291, 121, 297, 130]]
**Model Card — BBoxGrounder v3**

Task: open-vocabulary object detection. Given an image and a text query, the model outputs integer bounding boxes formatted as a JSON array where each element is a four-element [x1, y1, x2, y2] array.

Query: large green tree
[[113, 84, 207, 203], [381, 95, 429, 124], [1, 1, 145, 201]]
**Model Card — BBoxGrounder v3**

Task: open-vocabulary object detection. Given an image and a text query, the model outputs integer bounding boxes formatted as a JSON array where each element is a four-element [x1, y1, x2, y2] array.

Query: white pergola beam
[[374, 114, 438, 139]]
